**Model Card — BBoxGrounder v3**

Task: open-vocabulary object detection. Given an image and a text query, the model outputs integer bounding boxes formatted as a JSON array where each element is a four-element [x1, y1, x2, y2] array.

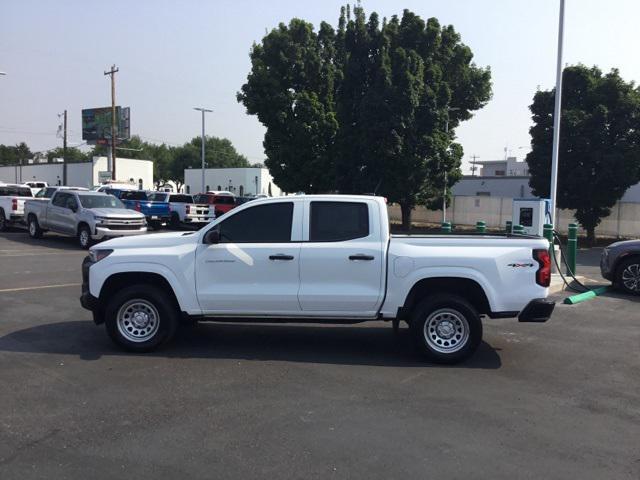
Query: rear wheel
[[615, 257, 640, 295], [28, 215, 43, 239], [0, 209, 7, 232], [170, 212, 180, 229], [78, 224, 93, 249], [104, 284, 178, 352], [410, 294, 482, 364]]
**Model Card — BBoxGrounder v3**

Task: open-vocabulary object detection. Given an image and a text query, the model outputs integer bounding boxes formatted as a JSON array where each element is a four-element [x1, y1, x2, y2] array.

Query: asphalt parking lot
[[0, 230, 638, 479]]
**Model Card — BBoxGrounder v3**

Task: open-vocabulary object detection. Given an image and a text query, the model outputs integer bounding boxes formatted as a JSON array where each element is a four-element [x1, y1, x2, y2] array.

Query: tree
[[46, 147, 90, 163], [526, 65, 640, 243], [238, 5, 492, 227], [0, 142, 32, 166]]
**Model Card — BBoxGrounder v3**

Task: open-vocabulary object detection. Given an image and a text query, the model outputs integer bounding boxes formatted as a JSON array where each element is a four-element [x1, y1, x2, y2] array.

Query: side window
[[52, 193, 68, 207], [217, 203, 293, 243], [310, 201, 369, 242], [66, 195, 78, 210]]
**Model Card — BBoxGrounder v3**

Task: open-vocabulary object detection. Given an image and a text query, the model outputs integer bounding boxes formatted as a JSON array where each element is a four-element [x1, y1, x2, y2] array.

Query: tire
[[104, 284, 178, 352], [78, 224, 93, 249], [170, 213, 180, 229], [28, 215, 43, 239], [410, 294, 483, 364], [149, 220, 161, 230], [0, 209, 7, 232], [615, 257, 640, 295]]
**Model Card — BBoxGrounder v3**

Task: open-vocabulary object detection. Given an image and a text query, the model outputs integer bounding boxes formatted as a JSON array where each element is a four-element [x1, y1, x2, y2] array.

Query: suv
[[193, 192, 236, 218]]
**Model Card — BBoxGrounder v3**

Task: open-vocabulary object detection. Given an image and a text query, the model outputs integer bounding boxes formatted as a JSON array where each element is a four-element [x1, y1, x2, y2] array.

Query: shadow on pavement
[[0, 230, 80, 250], [0, 320, 502, 369]]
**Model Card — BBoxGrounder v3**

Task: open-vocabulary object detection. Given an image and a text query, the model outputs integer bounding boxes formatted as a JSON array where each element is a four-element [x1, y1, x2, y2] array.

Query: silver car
[[600, 239, 640, 295], [25, 191, 147, 249]]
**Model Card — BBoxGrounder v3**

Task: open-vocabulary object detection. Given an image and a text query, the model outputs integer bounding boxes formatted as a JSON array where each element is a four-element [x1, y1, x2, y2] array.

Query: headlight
[[89, 249, 113, 262], [94, 216, 106, 224]]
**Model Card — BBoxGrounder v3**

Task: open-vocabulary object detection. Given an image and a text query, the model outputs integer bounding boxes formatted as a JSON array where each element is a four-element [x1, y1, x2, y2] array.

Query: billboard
[[81, 106, 130, 144]]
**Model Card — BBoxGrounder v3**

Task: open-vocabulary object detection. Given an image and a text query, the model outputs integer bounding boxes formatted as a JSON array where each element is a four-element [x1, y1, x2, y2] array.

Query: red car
[[193, 192, 236, 218]]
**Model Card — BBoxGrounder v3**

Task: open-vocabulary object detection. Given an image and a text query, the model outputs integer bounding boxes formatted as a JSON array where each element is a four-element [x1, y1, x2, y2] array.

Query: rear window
[[169, 194, 194, 203], [310, 201, 369, 242], [215, 196, 235, 205], [0, 186, 33, 197], [119, 190, 147, 201], [147, 192, 168, 202]]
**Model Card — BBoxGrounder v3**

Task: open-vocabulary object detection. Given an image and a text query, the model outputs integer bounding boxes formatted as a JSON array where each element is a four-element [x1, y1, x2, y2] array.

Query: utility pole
[[470, 154, 480, 177], [194, 107, 213, 193], [104, 65, 119, 180], [549, 0, 565, 225], [62, 110, 67, 185]]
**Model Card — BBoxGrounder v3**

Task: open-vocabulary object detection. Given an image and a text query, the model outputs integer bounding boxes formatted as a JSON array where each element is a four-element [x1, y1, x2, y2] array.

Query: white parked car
[[81, 195, 554, 363], [0, 183, 33, 231], [24, 181, 48, 196]]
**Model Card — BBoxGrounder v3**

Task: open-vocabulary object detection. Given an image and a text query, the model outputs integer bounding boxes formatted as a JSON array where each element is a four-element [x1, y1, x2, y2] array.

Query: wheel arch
[[399, 277, 492, 320], [97, 272, 182, 323]]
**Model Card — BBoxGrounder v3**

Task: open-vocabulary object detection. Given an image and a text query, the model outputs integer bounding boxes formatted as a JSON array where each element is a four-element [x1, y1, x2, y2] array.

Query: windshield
[[78, 195, 126, 209]]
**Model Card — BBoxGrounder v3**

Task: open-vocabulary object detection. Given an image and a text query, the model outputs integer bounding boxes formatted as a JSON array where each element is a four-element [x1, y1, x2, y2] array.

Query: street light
[[194, 107, 213, 193], [443, 107, 460, 223]]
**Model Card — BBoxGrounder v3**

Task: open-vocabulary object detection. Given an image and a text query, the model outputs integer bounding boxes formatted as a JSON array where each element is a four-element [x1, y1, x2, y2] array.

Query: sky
[[1, 0, 639, 173]]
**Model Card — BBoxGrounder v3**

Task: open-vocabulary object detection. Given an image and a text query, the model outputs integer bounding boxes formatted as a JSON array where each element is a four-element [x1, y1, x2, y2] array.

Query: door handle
[[349, 254, 375, 261], [269, 254, 294, 261]]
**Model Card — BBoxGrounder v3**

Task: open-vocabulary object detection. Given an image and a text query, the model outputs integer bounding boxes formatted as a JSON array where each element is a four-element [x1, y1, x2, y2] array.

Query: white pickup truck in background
[[0, 183, 33, 231], [147, 192, 214, 228], [81, 195, 554, 364]]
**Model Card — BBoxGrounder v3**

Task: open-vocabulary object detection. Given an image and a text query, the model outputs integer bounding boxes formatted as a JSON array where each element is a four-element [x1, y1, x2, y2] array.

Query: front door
[[196, 201, 303, 315]]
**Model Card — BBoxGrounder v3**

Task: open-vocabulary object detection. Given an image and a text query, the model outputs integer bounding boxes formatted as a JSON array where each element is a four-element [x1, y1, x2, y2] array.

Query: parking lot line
[[0, 251, 83, 257], [0, 283, 81, 293]]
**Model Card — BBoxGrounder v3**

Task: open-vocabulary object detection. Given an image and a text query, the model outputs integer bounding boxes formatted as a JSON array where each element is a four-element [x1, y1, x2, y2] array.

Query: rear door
[[48, 192, 73, 233], [195, 200, 303, 315], [298, 199, 385, 316]]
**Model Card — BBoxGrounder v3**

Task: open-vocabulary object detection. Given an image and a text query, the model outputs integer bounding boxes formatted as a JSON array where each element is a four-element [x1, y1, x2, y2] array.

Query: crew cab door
[[47, 192, 74, 234], [298, 199, 385, 316], [195, 200, 303, 315]]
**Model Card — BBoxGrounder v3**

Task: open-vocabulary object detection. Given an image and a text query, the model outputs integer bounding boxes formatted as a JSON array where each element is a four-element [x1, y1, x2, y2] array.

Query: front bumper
[[80, 256, 103, 323], [518, 298, 555, 322], [599, 249, 614, 281], [93, 226, 148, 240], [183, 216, 214, 224]]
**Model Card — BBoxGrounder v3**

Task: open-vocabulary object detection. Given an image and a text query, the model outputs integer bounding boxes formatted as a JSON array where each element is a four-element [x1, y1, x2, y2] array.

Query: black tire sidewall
[[410, 294, 483, 364], [170, 213, 180, 229], [0, 209, 6, 231], [105, 285, 178, 352], [28, 215, 42, 238], [615, 257, 640, 295]]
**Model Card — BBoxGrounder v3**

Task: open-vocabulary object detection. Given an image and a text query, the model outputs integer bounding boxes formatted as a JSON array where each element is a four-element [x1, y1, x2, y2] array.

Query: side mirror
[[204, 229, 220, 244]]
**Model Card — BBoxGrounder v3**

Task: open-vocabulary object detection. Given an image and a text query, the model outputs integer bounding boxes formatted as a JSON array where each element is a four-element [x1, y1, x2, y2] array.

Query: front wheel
[[104, 284, 178, 352], [410, 294, 482, 364], [78, 224, 93, 249], [615, 257, 640, 295]]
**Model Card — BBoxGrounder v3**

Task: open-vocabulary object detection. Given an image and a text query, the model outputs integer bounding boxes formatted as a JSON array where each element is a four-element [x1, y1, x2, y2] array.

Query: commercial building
[[473, 156, 529, 177], [184, 167, 283, 196], [0, 156, 153, 190]]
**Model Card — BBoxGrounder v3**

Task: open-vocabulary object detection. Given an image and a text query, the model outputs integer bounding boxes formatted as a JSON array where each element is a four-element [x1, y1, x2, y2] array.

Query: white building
[[452, 176, 533, 198], [184, 167, 283, 197], [0, 156, 153, 189], [474, 156, 529, 177]]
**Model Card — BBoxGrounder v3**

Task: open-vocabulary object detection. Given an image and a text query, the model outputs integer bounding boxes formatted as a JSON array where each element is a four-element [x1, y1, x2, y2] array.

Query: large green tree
[[527, 65, 640, 243], [238, 5, 492, 227], [0, 142, 32, 166]]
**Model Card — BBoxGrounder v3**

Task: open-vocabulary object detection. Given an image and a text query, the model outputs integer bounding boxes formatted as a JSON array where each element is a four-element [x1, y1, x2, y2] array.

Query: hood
[[89, 208, 146, 218], [97, 231, 198, 249], [607, 239, 640, 250]]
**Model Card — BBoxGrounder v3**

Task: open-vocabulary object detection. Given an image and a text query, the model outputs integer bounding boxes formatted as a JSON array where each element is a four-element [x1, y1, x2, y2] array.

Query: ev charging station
[[512, 198, 551, 236]]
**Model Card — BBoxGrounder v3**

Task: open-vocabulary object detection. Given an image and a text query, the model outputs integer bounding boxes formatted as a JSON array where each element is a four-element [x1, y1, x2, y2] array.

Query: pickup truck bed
[[80, 194, 553, 364]]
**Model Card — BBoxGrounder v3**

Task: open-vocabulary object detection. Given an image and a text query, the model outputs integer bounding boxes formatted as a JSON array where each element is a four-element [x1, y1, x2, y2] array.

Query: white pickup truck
[[80, 195, 554, 363], [0, 183, 33, 231]]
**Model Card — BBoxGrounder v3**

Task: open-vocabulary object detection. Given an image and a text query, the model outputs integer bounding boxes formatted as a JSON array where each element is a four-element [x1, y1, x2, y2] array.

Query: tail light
[[134, 202, 141, 212], [11, 199, 18, 211], [533, 249, 551, 287]]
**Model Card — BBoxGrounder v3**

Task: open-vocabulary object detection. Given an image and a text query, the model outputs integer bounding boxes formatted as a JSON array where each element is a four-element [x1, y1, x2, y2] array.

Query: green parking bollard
[[543, 223, 554, 250], [512, 224, 524, 235], [567, 223, 578, 276], [506, 220, 512, 234], [441, 221, 451, 233], [476, 221, 486, 233]]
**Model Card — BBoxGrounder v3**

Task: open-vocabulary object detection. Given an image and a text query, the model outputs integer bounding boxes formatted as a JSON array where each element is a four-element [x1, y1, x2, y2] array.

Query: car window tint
[[52, 192, 69, 207], [169, 194, 193, 203], [310, 201, 369, 242], [217, 202, 293, 243], [120, 190, 147, 201]]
